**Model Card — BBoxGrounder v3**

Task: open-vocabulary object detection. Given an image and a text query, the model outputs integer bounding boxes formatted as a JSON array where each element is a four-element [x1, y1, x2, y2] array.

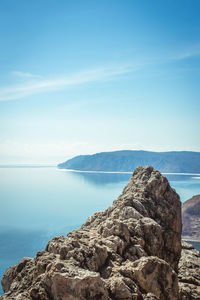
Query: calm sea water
[[0, 167, 200, 295]]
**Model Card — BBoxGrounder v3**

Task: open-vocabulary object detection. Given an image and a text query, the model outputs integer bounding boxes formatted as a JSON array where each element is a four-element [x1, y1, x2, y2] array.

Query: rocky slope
[[0, 166, 199, 300], [182, 195, 200, 240]]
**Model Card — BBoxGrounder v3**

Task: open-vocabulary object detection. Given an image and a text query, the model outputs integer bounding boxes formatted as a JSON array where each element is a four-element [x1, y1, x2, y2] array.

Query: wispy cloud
[[173, 44, 200, 60], [0, 65, 135, 101], [1, 139, 199, 165], [11, 71, 42, 79]]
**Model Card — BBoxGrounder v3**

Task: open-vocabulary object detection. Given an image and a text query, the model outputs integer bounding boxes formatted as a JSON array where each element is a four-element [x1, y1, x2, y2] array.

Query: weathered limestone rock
[[178, 241, 200, 300], [0, 166, 186, 299], [45, 263, 109, 300]]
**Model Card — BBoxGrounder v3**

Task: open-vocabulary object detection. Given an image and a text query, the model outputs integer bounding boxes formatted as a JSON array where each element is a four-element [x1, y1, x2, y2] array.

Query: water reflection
[[68, 171, 131, 186], [66, 171, 200, 203], [66, 170, 200, 187]]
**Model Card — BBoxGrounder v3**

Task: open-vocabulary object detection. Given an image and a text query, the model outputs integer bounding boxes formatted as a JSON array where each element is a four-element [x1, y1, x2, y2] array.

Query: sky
[[0, 0, 200, 164]]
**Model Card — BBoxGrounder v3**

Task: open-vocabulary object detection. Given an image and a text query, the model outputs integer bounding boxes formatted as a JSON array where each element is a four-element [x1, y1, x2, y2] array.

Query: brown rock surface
[[0, 166, 186, 299], [182, 195, 200, 240], [178, 241, 200, 300]]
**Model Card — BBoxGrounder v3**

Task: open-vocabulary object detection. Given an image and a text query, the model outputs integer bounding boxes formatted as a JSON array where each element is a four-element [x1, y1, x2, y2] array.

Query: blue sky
[[0, 0, 200, 164]]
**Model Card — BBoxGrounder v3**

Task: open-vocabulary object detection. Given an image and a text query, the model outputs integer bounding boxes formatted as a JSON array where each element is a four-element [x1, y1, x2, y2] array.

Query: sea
[[0, 167, 200, 295]]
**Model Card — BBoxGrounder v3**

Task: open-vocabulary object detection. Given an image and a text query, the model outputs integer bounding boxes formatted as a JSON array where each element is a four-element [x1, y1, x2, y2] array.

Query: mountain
[[58, 150, 200, 173], [1, 167, 200, 300], [182, 195, 200, 241]]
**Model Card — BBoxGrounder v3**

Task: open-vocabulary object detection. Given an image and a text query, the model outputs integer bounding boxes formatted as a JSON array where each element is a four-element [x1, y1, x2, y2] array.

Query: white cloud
[[173, 44, 200, 60], [0, 65, 135, 101], [0, 140, 90, 164], [0, 140, 199, 165], [11, 71, 42, 78]]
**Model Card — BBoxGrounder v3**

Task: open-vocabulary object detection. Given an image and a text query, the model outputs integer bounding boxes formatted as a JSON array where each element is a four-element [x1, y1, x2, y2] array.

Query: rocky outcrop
[[178, 241, 200, 300], [0, 166, 190, 299], [182, 195, 200, 241]]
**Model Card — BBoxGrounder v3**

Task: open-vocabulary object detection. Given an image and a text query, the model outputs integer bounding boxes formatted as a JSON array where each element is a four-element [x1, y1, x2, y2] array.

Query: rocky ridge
[[182, 195, 200, 241], [1, 166, 200, 300], [58, 150, 200, 173]]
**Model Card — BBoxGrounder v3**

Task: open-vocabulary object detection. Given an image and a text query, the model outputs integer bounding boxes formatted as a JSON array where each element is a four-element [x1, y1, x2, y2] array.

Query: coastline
[[56, 168, 200, 176], [182, 238, 200, 243]]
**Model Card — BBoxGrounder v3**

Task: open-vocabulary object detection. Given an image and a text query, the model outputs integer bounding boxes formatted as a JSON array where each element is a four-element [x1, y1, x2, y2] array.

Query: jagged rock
[[178, 241, 200, 300], [0, 166, 184, 299]]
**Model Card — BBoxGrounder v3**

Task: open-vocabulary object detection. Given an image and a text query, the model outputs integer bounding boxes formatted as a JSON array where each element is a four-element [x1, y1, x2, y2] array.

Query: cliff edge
[[182, 195, 200, 241], [1, 166, 199, 299]]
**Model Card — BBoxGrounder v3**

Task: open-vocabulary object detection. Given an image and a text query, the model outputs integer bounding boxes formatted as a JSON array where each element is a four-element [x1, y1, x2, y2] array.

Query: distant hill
[[182, 195, 200, 241], [58, 150, 200, 173]]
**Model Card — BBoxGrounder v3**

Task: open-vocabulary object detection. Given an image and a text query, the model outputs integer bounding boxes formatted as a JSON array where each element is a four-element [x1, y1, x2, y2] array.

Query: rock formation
[[178, 241, 200, 299], [182, 195, 200, 241], [0, 166, 199, 299]]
